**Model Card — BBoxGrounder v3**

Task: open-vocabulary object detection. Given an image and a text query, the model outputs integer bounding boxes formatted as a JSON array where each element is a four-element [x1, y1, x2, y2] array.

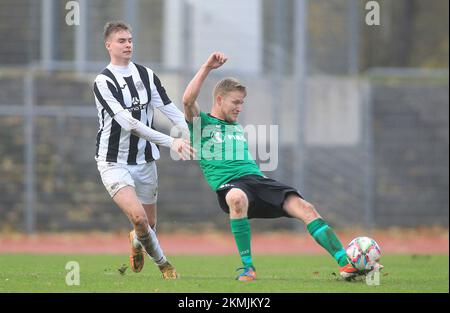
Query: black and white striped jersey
[[93, 62, 177, 164]]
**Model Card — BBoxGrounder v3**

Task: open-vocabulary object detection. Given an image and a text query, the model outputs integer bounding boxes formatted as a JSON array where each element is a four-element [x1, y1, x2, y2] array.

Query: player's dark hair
[[104, 21, 132, 42]]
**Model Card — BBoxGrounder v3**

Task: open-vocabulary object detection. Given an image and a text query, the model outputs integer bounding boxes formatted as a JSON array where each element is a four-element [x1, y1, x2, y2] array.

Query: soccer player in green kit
[[183, 52, 365, 281]]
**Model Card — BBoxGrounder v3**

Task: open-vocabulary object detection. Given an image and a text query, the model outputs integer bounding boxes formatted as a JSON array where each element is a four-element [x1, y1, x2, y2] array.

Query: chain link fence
[[0, 0, 448, 233]]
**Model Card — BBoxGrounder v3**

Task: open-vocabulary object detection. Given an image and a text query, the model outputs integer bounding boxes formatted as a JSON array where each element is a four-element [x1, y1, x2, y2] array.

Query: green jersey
[[188, 111, 263, 191]]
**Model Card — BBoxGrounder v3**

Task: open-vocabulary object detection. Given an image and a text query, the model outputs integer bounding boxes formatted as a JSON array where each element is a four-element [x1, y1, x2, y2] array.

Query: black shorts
[[216, 175, 303, 219]]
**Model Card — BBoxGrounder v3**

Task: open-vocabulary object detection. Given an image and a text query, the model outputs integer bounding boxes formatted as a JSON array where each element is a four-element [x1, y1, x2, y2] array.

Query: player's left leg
[[282, 194, 358, 279], [143, 203, 157, 230], [225, 188, 257, 281], [141, 203, 178, 279]]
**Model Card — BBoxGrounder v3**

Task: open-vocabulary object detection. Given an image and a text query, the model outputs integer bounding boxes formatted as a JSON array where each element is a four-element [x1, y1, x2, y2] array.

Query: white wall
[[163, 0, 262, 74]]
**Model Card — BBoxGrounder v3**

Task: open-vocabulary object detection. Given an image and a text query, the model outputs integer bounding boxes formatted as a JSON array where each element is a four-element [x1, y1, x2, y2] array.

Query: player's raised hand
[[204, 52, 227, 70]]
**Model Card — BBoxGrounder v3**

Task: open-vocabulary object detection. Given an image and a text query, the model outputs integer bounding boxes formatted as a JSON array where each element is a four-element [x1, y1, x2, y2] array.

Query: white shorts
[[96, 161, 158, 204]]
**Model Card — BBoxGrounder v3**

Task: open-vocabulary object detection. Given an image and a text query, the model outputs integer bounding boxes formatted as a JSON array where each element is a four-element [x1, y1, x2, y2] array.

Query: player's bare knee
[[230, 206, 244, 217], [301, 202, 320, 222], [228, 196, 245, 209], [131, 214, 148, 228], [226, 189, 248, 217], [303, 202, 316, 214], [283, 196, 320, 223], [226, 190, 247, 208]]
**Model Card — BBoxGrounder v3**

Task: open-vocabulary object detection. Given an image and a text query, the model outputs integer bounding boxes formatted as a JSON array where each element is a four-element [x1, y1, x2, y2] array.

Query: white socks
[[135, 225, 167, 265]]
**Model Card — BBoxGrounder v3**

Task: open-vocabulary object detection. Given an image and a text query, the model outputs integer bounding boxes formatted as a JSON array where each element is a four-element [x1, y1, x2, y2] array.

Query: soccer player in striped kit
[[93, 21, 193, 279]]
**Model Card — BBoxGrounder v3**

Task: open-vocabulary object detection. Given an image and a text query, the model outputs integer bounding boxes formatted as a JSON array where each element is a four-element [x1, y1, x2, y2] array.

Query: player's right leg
[[225, 188, 256, 281], [282, 194, 360, 280]]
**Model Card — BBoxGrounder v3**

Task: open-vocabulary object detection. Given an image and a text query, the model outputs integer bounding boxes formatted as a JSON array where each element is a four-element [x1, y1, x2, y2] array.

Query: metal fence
[[1, 70, 447, 233], [0, 0, 448, 233]]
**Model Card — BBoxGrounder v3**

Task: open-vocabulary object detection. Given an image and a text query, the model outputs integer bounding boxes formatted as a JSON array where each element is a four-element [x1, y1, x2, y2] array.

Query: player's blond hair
[[103, 21, 132, 42], [213, 77, 247, 100]]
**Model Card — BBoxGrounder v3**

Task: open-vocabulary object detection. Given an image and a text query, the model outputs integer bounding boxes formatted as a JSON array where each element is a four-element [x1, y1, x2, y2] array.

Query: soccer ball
[[346, 236, 381, 271]]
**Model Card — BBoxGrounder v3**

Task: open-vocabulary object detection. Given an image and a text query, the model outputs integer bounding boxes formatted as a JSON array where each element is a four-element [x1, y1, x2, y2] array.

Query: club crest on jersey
[[135, 81, 145, 91]]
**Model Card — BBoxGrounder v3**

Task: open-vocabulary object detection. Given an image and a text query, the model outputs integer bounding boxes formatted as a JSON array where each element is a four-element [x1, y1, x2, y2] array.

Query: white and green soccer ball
[[346, 236, 381, 271]]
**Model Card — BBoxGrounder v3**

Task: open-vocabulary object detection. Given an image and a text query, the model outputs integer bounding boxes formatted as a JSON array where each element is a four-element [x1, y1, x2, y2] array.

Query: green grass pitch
[[0, 254, 448, 292]]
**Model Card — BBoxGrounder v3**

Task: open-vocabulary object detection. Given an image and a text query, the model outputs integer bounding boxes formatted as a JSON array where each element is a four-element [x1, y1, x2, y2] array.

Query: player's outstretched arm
[[95, 74, 194, 160], [183, 52, 227, 123], [114, 110, 194, 160]]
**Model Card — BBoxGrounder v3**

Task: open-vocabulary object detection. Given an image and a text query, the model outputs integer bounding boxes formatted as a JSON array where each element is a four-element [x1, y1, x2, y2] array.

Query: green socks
[[307, 218, 349, 267], [230, 217, 347, 268], [230, 218, 253, 267]]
